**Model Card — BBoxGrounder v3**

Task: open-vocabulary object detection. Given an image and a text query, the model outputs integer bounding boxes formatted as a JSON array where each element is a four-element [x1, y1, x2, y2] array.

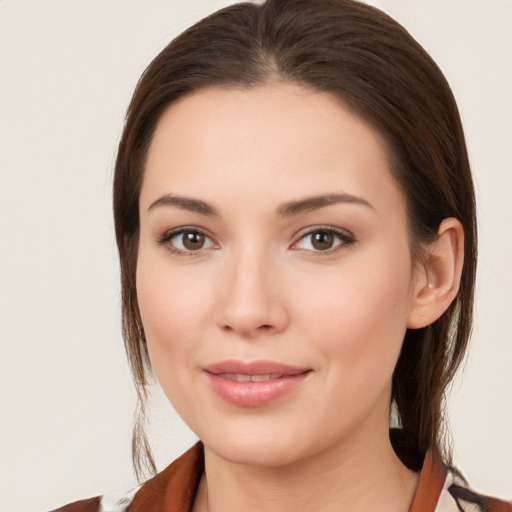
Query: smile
[[203, 360, 311, 407]]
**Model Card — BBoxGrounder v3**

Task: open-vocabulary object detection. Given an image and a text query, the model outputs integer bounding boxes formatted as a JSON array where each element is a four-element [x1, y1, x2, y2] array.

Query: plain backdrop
[[0, 1, 510, 511]]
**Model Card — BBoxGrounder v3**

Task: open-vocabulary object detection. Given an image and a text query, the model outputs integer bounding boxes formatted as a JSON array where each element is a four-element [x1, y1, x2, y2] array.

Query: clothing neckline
[[408, 450, 447, 512], [126, 442, 447, 512]]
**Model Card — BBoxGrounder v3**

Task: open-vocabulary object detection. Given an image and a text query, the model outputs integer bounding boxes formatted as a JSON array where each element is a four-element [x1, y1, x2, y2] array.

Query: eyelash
[[291, 226, 356, 255], [157, 226, 356, 256], [157, 227, 217, 256]]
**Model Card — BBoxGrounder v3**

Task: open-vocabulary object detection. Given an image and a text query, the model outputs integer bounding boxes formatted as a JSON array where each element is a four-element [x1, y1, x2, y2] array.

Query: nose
[[215, 247, 289, 338]]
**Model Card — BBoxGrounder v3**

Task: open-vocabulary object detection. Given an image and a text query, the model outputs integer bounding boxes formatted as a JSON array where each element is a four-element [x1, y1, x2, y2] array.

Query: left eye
[[294, 229, 352, 252]]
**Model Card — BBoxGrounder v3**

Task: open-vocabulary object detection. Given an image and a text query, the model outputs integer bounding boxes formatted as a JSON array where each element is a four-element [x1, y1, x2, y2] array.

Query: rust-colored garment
[[50, 443, 511, 512]]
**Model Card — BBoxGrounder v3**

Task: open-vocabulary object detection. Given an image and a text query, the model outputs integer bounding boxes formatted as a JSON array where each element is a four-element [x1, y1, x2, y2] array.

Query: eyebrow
[[277, 193, 373, 217], [147, 192, 373, 218], [148, 194, 219, 216]]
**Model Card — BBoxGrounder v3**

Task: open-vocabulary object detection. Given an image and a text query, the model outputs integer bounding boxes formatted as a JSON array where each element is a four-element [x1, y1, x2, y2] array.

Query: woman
[[53, 0, 511, 510]]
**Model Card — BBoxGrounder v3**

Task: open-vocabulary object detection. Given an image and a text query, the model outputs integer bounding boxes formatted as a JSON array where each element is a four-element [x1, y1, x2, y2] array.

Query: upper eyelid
[[293, 225, 354, 240], [158, 225, 215, 242]]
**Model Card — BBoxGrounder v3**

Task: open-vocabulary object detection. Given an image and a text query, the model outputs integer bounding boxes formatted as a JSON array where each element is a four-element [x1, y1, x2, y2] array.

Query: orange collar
[[128, 443, 446, 512], [409, 450, 447, 512]]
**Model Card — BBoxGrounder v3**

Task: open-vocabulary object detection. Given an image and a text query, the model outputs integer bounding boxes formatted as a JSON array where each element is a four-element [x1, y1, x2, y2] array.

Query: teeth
[[251, 374, 282, 382], [218, 373, 282, 382]]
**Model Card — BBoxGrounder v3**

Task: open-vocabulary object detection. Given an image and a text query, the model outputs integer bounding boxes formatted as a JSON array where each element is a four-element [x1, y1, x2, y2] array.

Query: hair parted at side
[[114, 0, 476, 480]]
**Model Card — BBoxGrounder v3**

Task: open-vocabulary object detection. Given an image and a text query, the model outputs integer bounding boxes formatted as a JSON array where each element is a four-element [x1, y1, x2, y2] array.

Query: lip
[[203, 360, 311, 407]]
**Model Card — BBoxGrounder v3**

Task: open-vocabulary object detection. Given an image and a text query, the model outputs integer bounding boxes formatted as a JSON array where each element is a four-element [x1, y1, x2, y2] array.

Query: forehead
[[140, 83, 402, 216]]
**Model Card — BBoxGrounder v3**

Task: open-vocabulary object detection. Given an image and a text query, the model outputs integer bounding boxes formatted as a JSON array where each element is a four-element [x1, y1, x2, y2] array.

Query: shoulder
[[47, 484, 141, 512], [47, 442, 204, 512], [410, 449, 511, 512], [439, 467, 512, 512], [49, 497, 101, 512], [47, 485, 141, 512]]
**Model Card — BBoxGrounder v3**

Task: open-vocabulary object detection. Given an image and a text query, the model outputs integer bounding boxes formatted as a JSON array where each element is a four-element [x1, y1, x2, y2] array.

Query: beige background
[[0, 1, 510, 510]]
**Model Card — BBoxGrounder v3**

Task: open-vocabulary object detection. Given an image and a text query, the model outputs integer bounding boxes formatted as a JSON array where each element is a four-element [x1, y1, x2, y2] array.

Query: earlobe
[[407, 218, 464, 329]]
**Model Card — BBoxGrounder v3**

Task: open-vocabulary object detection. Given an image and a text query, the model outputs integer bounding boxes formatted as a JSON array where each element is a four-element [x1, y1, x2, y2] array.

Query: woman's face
[[137, 83, 423, 467]]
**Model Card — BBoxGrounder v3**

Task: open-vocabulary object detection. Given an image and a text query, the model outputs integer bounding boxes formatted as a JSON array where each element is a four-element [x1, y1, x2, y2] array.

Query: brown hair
[[114, 0, 476, 479]]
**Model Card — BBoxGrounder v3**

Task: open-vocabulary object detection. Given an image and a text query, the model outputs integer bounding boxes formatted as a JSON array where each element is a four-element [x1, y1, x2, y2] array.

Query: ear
[[407, 218, 464, 329]]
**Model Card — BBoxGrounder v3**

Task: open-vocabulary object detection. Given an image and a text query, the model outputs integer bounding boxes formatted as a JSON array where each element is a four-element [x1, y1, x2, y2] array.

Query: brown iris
[[311, 231, 335, 251], [182, 231, 206, 250]]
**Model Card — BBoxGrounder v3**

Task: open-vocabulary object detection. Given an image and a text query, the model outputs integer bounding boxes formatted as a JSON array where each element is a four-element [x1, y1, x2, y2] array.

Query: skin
[[136, 83, 463, 512]]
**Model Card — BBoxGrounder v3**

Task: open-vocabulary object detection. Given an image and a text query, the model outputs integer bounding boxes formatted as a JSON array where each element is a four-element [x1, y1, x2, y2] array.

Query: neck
[[194, 425, 419, 512]]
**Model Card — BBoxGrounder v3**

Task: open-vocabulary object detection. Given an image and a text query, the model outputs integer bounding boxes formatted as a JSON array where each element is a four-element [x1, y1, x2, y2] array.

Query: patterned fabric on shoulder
[[48, 485, 140, 512], [99, 485, 140, 512], [436, 467, 512, 512]]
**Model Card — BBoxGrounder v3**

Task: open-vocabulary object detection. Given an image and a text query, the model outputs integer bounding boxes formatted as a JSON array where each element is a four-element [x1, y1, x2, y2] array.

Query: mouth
[[203, 360, 311, 407], [215, 373, 287, 382], [203, 359, 310, 377]]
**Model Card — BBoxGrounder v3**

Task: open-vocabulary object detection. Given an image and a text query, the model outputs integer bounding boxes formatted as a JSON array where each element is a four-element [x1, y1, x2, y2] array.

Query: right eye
[[159, 228, 216, 254]]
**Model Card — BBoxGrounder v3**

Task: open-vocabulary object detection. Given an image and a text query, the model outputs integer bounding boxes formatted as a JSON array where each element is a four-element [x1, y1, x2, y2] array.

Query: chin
[[213, 438, 305, 468], [198, 417, 330, 469]]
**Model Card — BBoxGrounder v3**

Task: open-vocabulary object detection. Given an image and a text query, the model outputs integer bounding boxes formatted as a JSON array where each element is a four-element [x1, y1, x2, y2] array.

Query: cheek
[[135, 249, 216, 384], [138, 270, 206, 342], [296, 246, 414, 378], [136, 262, 216, 429]]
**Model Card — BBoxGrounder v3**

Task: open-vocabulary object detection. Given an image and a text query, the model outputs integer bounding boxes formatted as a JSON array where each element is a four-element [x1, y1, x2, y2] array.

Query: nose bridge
[[217, 240, 287, 336]]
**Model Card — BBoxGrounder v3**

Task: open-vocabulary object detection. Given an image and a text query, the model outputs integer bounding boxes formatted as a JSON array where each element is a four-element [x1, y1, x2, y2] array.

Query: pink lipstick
[[203, 360, 311, 407]]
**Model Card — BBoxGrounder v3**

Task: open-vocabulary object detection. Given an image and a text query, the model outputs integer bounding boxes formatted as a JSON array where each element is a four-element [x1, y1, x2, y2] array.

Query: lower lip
[[205, 372, 310, 407]]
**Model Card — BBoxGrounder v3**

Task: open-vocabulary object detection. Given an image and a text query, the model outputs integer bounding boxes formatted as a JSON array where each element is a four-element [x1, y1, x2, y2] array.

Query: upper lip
[[203, 360, 310, 376]]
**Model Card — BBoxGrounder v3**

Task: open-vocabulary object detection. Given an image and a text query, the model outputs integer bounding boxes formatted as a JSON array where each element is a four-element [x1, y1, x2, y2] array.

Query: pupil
[[312, 231, 333, 250], [183, 232, 204, 250]]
